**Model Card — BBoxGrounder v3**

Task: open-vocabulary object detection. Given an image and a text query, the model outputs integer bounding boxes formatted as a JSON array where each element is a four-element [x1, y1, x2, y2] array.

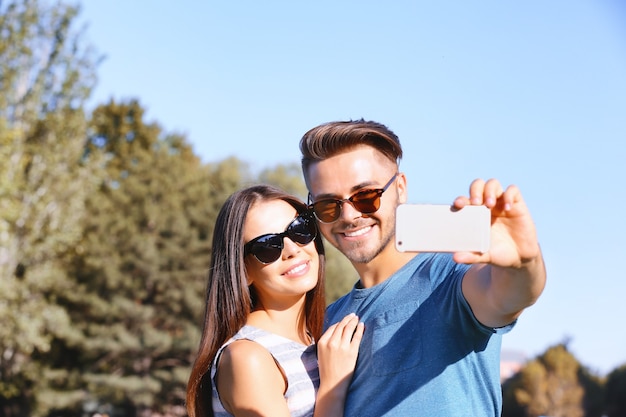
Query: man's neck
[[354, 251, 418, 288]]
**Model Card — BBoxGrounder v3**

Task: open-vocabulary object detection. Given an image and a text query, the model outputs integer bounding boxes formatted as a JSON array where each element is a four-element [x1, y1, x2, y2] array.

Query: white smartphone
[[395, 204, 491, 253]]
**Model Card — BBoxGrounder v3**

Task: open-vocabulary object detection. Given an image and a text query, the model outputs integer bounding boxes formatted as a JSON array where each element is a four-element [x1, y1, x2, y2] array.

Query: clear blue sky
[[79, 0, 626, 376]]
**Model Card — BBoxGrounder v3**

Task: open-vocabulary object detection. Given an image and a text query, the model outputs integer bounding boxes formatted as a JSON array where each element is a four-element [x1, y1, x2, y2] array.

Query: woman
[[186, 185, 363, 417]]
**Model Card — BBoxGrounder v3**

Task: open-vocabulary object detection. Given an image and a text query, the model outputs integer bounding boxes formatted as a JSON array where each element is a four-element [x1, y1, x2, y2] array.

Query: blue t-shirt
[[325, 253, 514, 417]]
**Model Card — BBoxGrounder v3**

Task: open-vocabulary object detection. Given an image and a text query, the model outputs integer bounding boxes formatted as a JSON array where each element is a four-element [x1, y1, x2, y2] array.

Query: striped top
[[211, 325, 320, 417]]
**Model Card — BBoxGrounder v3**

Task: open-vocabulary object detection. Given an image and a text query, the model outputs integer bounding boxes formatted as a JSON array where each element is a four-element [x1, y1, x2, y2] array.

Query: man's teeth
[[344, 226, 371, 237]]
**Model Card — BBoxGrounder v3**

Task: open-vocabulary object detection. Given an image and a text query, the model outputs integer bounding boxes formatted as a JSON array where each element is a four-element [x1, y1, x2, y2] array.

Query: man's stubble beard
[[345, 233, 394, 264], [341, 218, 396, 264]]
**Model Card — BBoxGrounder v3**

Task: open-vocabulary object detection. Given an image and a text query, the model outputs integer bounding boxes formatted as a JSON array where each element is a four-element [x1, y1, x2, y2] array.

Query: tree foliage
[[61, 99, 226, 417], [501, 343, 609, 417], [258, 163, 308, 201], [578, 366, 606, 417], [0, 0, 99, 415], [605, 364, 626, 417], [321, 243, 358, 303]]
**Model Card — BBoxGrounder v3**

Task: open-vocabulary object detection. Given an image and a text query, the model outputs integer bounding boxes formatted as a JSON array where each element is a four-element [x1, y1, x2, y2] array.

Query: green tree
[[321, 243, 357, 303], [258, 163, 308, 200], [605, 364, 626, 417], [578, 366, 606, 417], [502, 343, 585, 417], [60, 99, 225, 416], [0, 0, 99, 415], [502, 372, 527, 417]]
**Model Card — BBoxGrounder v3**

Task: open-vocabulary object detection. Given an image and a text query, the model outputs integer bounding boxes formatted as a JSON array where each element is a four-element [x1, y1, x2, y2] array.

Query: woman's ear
[[243, 258, 254, 286]]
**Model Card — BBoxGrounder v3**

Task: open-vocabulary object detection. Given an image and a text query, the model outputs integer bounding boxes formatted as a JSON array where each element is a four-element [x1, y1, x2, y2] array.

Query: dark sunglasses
[[244, 211, 318, 264], [309, 173, 398, 223]]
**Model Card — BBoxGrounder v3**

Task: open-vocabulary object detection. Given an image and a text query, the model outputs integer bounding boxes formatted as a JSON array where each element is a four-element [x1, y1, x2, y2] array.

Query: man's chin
[[341, 234, 394, 264], [342, 246, 379, 264]]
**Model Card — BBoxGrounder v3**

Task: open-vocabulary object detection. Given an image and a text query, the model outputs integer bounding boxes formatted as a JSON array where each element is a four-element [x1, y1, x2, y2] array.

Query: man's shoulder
[[325, 292, 352, 319], [327, 292, 350, 308]]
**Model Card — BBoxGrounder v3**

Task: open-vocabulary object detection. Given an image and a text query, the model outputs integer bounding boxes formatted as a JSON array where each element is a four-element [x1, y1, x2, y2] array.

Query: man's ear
[[397, 172, 408, 204]]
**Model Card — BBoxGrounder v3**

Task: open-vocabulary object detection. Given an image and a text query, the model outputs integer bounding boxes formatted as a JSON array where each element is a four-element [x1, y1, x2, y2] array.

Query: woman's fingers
[[319, 313, 363, 349]]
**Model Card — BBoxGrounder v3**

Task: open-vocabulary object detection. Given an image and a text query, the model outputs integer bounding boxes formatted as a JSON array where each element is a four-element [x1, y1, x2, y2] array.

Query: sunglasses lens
[[288, 214, 317, 244], [312, 201, 341, 223], [249, 235, 282, 263], [246, 213, 317, 264], [351, 190, 381, 213], [312, 190, 381, 222], [310, 174, 395, 223]]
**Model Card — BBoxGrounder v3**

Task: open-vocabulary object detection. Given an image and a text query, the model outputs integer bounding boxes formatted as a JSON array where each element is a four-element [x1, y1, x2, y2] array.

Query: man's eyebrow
[[312, 179, 380, 201]]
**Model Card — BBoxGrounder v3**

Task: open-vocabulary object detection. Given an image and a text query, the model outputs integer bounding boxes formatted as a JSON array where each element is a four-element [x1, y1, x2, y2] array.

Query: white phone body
[[395, 204, 491, 253]]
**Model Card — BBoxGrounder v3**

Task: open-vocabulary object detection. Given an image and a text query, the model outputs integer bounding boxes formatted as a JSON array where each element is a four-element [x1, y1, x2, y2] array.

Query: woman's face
[[243, 200, 319, 308]]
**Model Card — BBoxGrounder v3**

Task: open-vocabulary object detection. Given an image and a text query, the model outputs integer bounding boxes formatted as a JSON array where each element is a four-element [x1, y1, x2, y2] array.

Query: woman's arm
[[216, 340, 291, 417]]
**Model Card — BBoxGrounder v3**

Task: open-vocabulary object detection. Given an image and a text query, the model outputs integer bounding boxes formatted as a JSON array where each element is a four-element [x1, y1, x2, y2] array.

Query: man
[[299, 119, 546, 416]]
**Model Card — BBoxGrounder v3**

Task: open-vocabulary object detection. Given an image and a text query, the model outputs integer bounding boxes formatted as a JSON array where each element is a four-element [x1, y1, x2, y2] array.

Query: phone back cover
[[395, 204, 491, 253]]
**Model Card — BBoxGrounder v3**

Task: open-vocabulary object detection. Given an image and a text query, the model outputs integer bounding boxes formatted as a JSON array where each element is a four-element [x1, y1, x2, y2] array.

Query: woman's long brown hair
[[186, 185, 326, 417]]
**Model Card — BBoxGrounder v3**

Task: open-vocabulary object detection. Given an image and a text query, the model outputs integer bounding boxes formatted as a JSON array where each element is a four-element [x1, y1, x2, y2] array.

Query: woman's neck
[[247, 301, 310, 345]]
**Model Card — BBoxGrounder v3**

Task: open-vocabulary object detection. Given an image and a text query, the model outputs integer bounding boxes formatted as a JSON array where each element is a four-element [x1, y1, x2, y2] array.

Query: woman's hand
[[314, 313, 364, 417]]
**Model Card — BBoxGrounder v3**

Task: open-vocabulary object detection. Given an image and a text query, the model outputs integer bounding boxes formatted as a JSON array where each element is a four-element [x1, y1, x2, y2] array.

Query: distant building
[[500, 349, 527, 382]]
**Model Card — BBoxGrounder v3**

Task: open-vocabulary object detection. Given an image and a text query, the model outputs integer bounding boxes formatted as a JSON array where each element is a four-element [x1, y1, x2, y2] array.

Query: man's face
[[305, 145, 407, 264]]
